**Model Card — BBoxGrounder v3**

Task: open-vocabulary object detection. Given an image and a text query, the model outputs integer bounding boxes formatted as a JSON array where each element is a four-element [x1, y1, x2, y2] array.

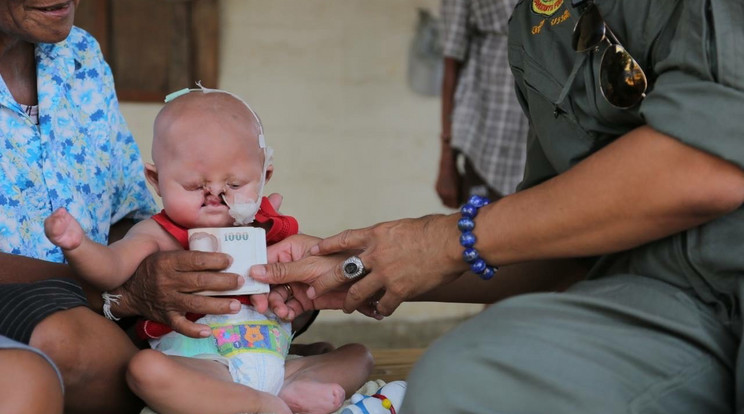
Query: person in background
[[250, 0, 744, 412], [436, 0, 528, 208]]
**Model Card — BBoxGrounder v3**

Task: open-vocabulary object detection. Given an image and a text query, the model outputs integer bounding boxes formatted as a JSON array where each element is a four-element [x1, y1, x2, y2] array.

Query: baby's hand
[[266, 283, 296, 321], [248, 292, 270, 314], [44, 207, 84, 251]]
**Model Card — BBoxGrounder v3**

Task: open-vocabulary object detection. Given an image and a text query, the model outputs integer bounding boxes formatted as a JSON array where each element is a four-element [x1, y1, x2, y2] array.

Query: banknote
[[188, 227, 269, 295]]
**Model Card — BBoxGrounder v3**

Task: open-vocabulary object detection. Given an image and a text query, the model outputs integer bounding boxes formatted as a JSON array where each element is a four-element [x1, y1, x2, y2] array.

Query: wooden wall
[[75, 0, 220, 102]]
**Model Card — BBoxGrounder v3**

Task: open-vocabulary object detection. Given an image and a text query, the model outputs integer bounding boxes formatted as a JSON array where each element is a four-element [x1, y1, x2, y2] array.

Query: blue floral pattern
[[0, 27, 156, 262]]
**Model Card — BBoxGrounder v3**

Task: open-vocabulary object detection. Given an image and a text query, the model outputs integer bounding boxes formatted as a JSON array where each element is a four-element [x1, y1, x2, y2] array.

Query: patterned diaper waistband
[[210, 319, 291, 359]]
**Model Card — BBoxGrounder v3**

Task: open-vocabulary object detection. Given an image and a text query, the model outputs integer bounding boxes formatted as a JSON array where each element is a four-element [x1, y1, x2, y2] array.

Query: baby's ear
[[264, 164, 274, 183], [144, 163, 162, 196]]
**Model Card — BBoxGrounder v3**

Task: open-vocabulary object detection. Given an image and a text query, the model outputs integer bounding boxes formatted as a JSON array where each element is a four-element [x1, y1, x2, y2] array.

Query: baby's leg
[[43, 208, 84, 250], [280, 343, 374, 414], [126, 349, 290, 414]]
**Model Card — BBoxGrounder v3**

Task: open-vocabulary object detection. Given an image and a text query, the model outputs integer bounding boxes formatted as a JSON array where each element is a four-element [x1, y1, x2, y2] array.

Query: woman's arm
[[477, 126, 744, 264], [0, 253, 77, 284]]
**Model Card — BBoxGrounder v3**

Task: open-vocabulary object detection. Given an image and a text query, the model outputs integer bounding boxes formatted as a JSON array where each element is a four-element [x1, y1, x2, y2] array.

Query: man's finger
[[250, 261, 305, 285], [356, 300, 384, 320], [306, 259, 352, 299], [375, 292, 402, 317], [310, 228, 368, 256], [343, 274, 385, 314], [308, 290, 347, 310]]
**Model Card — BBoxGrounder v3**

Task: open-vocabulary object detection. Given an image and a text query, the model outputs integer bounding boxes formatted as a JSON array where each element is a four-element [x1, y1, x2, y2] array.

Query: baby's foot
[[279, 379, 345, 414], [44, 208, 84, 250], [254, 391, 293, 414]]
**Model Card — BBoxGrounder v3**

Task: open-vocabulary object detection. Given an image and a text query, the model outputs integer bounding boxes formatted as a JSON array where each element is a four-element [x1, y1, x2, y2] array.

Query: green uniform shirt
[[508, 0, 744, 332], [402, 3, 744, 411]]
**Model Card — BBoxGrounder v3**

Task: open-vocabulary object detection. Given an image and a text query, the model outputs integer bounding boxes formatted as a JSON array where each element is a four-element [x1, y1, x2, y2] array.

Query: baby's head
[[145, 88, 273, 229]]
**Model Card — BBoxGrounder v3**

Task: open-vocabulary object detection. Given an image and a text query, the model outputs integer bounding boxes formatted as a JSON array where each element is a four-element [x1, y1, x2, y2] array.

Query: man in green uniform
[[400, 0, 744, 412], [248, 0, 744, 412]]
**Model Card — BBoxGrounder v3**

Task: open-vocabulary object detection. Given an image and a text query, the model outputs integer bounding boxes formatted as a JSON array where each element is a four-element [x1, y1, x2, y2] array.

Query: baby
[[44, 86, 372, 414]]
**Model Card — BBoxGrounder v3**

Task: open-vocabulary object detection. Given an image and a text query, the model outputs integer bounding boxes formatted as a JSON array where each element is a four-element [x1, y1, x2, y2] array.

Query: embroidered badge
[[532, 0, 564, 16], [211, 320, 290, 359], [550, 8, 571, 26]]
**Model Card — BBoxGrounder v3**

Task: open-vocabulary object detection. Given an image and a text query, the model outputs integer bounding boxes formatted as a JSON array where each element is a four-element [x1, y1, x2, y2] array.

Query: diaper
[[149, 306, 292, 395]]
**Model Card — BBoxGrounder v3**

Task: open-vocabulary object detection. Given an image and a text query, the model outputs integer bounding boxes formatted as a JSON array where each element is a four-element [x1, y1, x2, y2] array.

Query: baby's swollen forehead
[[157, 127, 262, 147], [171, 165, 262, 180], [161, 97, 259, 129], [161, 135, 263, 156]]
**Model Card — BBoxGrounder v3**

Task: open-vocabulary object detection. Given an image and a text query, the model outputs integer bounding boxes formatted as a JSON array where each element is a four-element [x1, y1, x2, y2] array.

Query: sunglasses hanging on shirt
[[572, 1, 647, 108]]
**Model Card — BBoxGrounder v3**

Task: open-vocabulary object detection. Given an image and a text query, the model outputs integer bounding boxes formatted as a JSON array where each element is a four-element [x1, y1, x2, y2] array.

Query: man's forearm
[[415, 258, 589, 304], [476, 126, 744, 266]]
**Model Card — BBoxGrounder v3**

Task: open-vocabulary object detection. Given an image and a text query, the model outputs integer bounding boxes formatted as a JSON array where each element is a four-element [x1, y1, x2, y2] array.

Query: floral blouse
[[0, 27, 156, 263]]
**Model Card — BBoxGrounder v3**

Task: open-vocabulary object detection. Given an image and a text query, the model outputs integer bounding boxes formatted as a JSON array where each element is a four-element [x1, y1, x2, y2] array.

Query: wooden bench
[[368, 348, 426, 382]]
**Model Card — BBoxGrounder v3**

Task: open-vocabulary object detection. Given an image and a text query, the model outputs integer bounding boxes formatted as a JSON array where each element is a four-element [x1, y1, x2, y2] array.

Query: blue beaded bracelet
[[458, 195, 498, 280]]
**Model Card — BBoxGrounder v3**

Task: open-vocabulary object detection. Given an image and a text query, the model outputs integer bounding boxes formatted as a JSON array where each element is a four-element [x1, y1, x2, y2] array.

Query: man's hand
[[251, 234, 378, 319], [114, 250, 245, 338], [254, 215, 466, 318]]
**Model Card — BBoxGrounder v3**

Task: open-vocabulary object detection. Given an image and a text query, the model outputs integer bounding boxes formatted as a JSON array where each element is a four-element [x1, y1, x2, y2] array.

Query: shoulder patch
[[532, 0, 564, 16]]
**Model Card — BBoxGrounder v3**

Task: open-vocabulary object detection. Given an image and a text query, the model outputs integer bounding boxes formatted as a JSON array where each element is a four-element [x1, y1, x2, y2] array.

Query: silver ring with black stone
[[342, 255, 367, 280]]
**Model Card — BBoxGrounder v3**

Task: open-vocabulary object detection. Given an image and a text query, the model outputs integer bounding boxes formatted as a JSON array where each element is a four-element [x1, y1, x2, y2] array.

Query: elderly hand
[[310, 215, 468, 316], [111, 192, 288, 338], [115, 250, 245, 338], [251, 234, 382, 320], [253, 214, 469, 317]]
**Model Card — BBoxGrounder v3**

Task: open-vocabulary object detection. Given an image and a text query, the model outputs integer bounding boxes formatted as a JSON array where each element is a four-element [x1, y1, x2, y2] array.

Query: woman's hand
[[252, 214, 469, 317], [113, 250, 245, 338]]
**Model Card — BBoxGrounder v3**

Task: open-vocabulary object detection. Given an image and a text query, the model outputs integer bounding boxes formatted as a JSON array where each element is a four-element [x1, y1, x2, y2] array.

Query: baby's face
[[155, 112, 266, 229]]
